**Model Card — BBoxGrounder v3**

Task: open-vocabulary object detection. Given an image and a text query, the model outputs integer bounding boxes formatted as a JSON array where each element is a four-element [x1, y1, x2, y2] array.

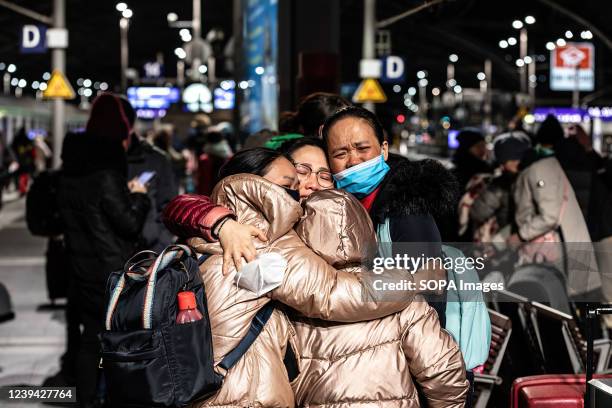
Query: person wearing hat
[[452, 129, 494, 193], [470, 132, 531, 242], [57, 93, 151, 406]]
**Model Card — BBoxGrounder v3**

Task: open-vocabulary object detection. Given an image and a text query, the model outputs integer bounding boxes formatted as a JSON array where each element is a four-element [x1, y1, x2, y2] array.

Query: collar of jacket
[[214, 173, 303, 243], [369, 156, 459, 226], [127, 135, 146, 163]]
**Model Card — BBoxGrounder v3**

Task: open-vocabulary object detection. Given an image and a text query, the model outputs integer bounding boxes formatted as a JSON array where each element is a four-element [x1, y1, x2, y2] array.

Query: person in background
[[295, 92, 351, 137], [186, 113, 212, 154], [196, 131, 233, 196], [0, 132, 18, 209], [210, 121, 238, 153], [57, 93, 150, 407], [153, 125, 185, 190], [241, 128, 279, 149], [32, 132, 52, 174], [278, 110, 301, 134], [470, 132, 531, 243], [452, 128, 494, 193], [121, 98, 178, 252], [11, 128, 36, 195], [537, 114, 595, 219], [512, 143, 603, 301]]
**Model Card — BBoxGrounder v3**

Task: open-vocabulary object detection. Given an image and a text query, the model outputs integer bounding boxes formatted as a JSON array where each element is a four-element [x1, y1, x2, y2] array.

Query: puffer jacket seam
[[398, 308, 463, 378], [300, 338, 402, 363], [307, 395, 418, 407], [339, 196, 348, 262]]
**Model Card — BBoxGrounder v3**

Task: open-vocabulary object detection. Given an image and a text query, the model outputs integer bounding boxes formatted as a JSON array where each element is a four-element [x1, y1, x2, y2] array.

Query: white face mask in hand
[[234, 252, 287, 296]]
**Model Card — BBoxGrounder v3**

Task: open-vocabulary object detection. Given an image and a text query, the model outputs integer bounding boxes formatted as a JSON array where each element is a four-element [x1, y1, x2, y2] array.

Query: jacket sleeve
[[401, 300, 469, 408], [99, 171, 151, 238], [162, 194, 235, 241], [513, 164, 564, 241], [270, 246, 417, 323], [470, 184, 501, 226]]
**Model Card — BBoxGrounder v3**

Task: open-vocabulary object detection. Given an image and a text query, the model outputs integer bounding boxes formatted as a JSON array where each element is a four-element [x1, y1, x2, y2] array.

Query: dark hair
[[321, 106, 386, 145], [278, 111, 301, 134], [279, 136, 326, 158], [86, 93, 131, 141], [118, 96, 136, 127], [242, 128, 279, 149], [536, 114, 564, 146], [456, 128, 484, 152], [296, 92, 351, 137], [218, 147, 289, 180]]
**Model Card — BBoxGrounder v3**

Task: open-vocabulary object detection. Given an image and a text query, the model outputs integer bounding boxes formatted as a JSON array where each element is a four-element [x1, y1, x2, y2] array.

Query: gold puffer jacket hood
[[292, 190, 469, 408], [188, 174, 417, 408], [296, 189, 377, 268]]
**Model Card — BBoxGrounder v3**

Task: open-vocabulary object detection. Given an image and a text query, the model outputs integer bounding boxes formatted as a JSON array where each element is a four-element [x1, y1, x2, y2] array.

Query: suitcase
[[511, 374, 612, 408]]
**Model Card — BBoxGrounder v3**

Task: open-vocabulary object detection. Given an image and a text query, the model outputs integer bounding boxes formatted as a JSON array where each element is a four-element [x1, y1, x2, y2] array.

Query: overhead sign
[[46, 28, 68, 49], [214, 88, 235, 110], [550, 42, 594, 91], [127, 87, 179, 109], [183, 83, 212, 113], [533, 107, 587, 124], [143, 62, 163, 79], [43, 69, 75, 99], [533, 106, 612, 124], [21, 25, 47, 54], [381, 56, 405, 83], [588, 106, 612, 122], [359, 59, 382, 79], [352, 78, 387, 103]]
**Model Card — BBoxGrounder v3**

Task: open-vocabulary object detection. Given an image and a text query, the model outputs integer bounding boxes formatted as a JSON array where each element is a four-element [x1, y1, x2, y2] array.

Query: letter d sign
[[382, 56, 405, 83], [21, 25, 47, 54]]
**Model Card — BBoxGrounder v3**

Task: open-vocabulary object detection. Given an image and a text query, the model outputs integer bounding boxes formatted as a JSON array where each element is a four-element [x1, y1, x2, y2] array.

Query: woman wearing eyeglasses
[[162, 137, 336, 272], [278, 137, 334, 199]]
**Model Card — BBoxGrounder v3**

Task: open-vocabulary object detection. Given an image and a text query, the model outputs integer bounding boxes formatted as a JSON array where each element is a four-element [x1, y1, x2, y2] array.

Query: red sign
[[550, 42, 595, 91], [554, 45, 592, 69]]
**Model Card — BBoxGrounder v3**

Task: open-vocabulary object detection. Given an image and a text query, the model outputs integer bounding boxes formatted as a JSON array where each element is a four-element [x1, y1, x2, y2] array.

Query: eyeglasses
[[294, 163, 334, 188]]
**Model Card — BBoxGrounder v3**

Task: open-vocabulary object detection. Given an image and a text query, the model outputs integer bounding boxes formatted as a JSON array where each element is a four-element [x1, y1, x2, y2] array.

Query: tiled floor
[[0, 198, 66, 408]]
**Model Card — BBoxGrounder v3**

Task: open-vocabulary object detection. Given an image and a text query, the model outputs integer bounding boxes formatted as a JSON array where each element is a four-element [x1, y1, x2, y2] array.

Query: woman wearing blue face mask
[[322, 106, 459, 326], [322, 107, 491, 407]]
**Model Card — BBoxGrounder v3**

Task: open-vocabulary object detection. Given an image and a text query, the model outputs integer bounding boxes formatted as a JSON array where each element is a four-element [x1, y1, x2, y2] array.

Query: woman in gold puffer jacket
[[186, 173, 422, 408], [291, 189, 468, 408]]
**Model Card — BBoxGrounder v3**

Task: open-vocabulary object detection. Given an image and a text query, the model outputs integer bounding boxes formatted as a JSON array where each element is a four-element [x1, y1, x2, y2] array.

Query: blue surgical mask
[[333, 153, 390, 198]]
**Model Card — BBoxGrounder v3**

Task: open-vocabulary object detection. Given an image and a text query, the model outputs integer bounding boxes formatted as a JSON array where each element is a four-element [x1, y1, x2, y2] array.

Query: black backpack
[[26, 170, 63, 236], [100, 245, 274, 407]]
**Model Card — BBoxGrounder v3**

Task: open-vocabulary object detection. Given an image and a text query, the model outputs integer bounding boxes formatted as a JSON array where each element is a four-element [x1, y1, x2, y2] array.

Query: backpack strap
[[141, 244, 195, 329], [218, 302, 275, 374], [104, 245, 195, 331], [197, 253, 210, 266]]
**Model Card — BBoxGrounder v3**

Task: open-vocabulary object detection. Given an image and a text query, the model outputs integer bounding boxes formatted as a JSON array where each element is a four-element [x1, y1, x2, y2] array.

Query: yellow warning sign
[[43, 69, 76, 100], [352, 78, 387, 103]]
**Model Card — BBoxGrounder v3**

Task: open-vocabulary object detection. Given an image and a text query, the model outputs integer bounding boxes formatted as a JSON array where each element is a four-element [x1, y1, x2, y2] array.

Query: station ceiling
[[0, 0, 610, 103]]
